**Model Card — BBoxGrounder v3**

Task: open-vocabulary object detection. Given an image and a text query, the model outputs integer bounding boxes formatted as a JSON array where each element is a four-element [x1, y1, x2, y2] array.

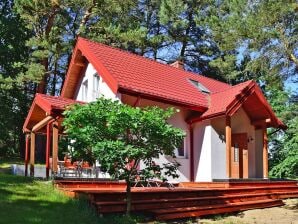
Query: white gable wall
[[75, 63, 121, 102]]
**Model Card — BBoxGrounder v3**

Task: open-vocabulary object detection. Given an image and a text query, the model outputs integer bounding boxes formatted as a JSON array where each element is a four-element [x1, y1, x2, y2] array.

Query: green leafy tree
[[63, 98, 184, 215], [204, 0, 297, 83], [159, 0, 219, 74], [0, 0, 32, 157]]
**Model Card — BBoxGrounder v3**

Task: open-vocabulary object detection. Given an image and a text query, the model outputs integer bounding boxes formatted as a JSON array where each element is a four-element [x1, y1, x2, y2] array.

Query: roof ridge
[[79, 37, 230, 87], [211, 80, 253, 95]]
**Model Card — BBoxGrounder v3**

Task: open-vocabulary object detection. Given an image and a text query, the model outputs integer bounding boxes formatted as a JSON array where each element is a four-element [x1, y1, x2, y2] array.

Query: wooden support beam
[[24, 134, 30, 177], [30, 132, 35, 177], [32, 116, 54, 132], [226, 116, 232, 178], [52, 121, 59, 174], [46, 121, 52, 179], [263, 128, 269, 179]]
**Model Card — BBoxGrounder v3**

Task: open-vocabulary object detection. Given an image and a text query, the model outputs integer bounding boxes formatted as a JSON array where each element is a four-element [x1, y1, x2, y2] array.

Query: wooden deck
[[54, 179, 298, 221]]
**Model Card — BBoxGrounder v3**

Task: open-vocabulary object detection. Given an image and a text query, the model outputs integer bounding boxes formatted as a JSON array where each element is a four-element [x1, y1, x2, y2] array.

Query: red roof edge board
[[61, 45, 79, 97], [225, 81, 256, 116], [119, 87, 207, 112], [23, 97, 37, 133], [253, 84, 287, 129], [187, 81, 286, 129], [61, 38, 118, 97], [23, 94, 55, 133]]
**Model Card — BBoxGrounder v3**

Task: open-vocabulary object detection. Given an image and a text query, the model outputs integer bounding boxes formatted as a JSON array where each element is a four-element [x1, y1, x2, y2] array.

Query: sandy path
[[199, 199, 298, 224]]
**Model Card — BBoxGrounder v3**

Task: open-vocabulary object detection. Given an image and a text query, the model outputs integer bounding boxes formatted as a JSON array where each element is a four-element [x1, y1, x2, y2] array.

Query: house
[[23, 37, 285, 182]]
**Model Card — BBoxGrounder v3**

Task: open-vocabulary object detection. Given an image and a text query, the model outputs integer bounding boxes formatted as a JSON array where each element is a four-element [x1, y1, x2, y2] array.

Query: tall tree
[[204, 0, 297, 84], [0, 0, 31, 157], [159, 0, 219, 74]]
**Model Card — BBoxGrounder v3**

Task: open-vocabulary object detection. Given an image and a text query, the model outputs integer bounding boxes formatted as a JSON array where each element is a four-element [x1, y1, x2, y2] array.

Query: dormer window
[[189, 79, 210, 94]]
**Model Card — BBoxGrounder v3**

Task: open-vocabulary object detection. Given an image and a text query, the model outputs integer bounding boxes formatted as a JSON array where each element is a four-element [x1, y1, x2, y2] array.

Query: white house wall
[[193, 121, 213, 181], [211, 124, 227, 179], [121, 95, 191, 182], [75, 63, 120, 102]]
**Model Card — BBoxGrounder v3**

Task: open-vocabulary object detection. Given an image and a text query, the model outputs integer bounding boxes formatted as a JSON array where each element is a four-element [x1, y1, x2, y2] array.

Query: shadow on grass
[[0, 173, 147, 224], [0, 173, 100, 224]]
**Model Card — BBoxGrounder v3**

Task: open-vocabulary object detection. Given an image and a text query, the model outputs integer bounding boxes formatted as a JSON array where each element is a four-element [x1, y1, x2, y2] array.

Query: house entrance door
[[231, 133, 248, 178]]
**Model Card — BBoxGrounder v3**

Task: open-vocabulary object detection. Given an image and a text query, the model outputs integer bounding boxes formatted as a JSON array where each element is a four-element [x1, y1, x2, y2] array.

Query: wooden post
[[263, 128, 268, 179], [30, 132, 35, 177], [189, 124, 194, 182], [225, 116, 232, 178], [24, 134, 30, 177], [52, 121, 59, 174], [46, 122, 52, 179]]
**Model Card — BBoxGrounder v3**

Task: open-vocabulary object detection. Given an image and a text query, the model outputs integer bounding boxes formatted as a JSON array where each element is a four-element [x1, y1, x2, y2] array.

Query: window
[[189, 79, 210, 94], [175, 138, 186, 158], [93, 74, 100, 99], [234, 143, 239, 162], [82, 80, 88, 101], [93, 73, 100, 92]]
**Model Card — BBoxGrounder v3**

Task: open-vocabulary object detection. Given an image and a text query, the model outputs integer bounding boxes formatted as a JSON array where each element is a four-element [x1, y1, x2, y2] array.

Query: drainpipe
[[133, 96, 141, 107], [189, 123, 194, 182]]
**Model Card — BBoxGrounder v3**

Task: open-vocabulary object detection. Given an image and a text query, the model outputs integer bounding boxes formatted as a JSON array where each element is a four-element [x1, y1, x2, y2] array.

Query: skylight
[[189, 79, 210, 94]]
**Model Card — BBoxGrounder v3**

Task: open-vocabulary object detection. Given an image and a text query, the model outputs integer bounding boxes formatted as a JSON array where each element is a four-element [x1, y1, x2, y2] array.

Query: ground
[[199, 199, 298, 224], [0, 158, 297, 224]]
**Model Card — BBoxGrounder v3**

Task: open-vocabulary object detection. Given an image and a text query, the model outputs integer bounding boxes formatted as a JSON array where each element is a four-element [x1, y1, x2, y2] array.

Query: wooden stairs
[[55, 179, 298, 221]]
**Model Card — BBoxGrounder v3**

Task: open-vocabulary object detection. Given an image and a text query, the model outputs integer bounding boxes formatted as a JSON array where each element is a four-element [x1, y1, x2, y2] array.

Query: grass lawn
[[0, 173, 103, 224], [0, 159, 143, 224]]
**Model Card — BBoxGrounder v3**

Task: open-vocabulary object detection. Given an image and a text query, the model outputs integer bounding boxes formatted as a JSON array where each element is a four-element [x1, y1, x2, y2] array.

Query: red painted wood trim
[[189, 124, 194, 182], [225, 116, 231, 178], [23, 97, 37, 132], [263, 128, 268, 178], [46, 121, 53, 179], [24, 135, 29, 177], [30, 132, 35, 177], [60, 44, 81, 97]]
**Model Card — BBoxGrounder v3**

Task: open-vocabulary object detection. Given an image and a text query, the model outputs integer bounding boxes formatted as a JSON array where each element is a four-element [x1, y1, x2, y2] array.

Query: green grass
[[0, 159, 144, 224], [0, 174, 102, 224]]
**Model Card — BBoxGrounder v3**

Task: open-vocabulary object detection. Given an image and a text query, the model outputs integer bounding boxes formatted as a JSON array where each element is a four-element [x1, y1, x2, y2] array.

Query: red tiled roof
[[59, 37, 285, 129], [62, 37, 231, 110], [35, 93, 83, 113], [201, 80, 254, 119], [23, 94, 83, 132]]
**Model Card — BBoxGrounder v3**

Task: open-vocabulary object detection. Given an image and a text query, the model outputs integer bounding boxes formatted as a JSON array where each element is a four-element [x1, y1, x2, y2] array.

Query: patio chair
[[81, 161, 93, 177], [62, 160, 79, 177]]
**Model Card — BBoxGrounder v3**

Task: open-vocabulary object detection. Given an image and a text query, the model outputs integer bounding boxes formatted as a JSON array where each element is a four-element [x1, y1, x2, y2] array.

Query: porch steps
[[54, 180, 298, 220], [152, 199, 284, 221], [92, 191, 298, 213]]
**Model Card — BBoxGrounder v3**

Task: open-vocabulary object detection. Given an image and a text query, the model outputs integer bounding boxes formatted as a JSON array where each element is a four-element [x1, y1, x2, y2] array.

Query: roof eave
[[118, 87, 208, 112]]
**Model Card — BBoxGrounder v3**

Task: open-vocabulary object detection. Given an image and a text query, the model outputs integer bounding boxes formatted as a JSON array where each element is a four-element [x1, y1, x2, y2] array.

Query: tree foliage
[[62, 98, 184, 214], [0, 0, 32, 156]]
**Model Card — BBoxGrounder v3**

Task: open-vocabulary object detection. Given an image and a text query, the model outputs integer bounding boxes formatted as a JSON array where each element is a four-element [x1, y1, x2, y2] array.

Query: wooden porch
[[54, 179, 298, 221]]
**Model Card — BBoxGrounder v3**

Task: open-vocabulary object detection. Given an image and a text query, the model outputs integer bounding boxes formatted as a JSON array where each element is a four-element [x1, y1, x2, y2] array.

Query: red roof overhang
[[61, 40, 118, 99], [23, 94, 83, 133], [187, 81, 286, 129]]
